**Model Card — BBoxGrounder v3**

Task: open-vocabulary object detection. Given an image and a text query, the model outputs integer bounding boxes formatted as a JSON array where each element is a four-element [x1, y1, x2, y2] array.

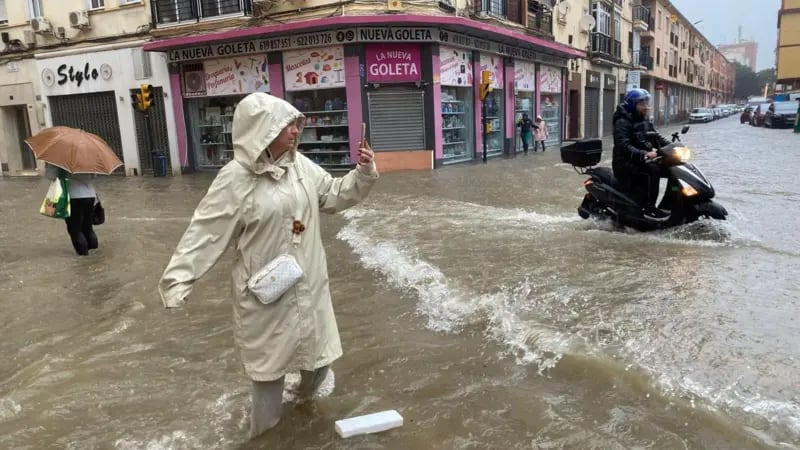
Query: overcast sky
[[669, 0, 781, 71]]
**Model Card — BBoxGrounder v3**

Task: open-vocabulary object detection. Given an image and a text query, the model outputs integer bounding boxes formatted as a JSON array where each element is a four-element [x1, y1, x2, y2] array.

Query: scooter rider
[[612, 88, 671, 218]]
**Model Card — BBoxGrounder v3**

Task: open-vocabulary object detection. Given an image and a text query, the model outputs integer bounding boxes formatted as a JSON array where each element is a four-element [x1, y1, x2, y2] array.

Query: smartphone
[[360, 122, 367, 144]]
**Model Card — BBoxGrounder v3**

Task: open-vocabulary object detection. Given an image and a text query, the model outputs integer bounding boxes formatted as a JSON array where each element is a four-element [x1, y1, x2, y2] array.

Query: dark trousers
[[616, 165, 662, 207], [534, 140, 545, 152], [65, 197, 98, 255]]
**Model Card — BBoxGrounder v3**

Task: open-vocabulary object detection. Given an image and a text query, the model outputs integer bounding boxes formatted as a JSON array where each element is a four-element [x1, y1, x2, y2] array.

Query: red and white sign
[[365, 44, 422, 83]]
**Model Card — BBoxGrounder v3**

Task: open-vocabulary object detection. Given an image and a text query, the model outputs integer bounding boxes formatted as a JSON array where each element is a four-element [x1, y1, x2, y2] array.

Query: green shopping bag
[[40, 176, 71, 219]]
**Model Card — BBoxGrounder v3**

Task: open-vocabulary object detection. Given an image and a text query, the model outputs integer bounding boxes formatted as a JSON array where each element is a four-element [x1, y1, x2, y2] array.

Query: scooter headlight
[[673, 146, 692, 162], [678, 179, 699, 197]]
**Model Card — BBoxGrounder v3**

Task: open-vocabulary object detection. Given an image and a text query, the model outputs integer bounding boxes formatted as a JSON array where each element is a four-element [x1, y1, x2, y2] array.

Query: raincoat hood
[[233, 92, 304, 175]]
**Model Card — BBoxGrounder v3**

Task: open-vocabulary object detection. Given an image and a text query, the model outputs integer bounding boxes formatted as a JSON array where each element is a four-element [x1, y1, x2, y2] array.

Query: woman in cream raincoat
[[158, 92, 378, 438]]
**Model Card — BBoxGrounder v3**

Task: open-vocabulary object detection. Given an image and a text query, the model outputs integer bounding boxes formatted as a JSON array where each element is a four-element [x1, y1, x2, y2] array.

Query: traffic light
[[480, 70, 493, 101], [139, 84, 153, 111], [485, 121, 492, 134], [131, 87, 140, 110]]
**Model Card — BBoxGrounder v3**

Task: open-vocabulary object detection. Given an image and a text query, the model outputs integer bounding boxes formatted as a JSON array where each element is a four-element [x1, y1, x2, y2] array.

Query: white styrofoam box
[[334, 409, 403, 438]]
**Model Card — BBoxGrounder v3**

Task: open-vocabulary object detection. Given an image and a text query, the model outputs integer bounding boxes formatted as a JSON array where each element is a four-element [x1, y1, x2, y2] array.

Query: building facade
[[776, 0, 800, 93], [719, 41, 758, 72], [143, 0, 584, 172], [0, 0, 181, 177]]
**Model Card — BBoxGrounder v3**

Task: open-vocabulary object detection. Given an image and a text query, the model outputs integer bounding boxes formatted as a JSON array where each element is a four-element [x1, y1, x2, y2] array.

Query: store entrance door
[[584, 88, 600, 138], [14, 106, 35, 170], [568, 89, 580, 139]]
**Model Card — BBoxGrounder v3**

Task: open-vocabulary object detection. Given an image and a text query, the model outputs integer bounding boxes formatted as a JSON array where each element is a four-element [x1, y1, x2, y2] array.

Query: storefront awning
[[143, 14, 585, 65]]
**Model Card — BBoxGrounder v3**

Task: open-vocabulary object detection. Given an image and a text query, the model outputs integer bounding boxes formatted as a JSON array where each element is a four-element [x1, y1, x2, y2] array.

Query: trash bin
[[151, 151, 167, 177]]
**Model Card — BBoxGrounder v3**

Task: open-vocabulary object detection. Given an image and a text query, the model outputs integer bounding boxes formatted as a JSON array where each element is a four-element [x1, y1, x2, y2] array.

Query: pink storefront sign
[[365, 44, 422, 83]]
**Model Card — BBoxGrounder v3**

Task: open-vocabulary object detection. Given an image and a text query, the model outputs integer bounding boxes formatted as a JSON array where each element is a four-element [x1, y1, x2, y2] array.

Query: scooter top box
[[561, 138, 602, 167]]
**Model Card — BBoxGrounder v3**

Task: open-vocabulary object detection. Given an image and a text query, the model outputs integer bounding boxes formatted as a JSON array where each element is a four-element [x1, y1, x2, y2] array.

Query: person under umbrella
[[26, 126, 122, 256]]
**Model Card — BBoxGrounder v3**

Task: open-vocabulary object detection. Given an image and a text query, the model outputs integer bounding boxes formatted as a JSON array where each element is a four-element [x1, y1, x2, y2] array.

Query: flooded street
[[1, 118, 799, 449]]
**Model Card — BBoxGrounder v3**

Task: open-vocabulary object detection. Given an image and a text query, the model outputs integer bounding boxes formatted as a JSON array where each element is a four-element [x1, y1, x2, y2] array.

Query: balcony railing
[[633, 5, 651, 30], [152, 0, 252, 26], [526, 2, 553, 37], [631, 49, 653, 70], [590, 33, 621, 61]]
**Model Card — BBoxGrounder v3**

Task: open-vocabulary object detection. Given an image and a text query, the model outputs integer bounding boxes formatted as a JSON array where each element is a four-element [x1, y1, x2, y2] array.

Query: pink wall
[[535, 65, 542, 117], [432, 52, 443, 160], [268, 63, 284, 99], [505, 61, 514, 140], [169, 72, 188, 167], [344, 54, 363, 162], [473, 57, 483, 157]]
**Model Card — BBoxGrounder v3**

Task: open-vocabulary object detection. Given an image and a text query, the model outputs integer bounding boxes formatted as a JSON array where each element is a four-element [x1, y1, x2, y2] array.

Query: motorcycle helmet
[[623, 88, 652, 114]]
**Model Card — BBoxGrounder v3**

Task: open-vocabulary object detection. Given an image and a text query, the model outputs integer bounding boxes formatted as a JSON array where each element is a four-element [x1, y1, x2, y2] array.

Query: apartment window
[[481, 0, 507, 18], [656, 48, 660, 66], [657, 10, 662, 29], [27, 0, 43, 17], [89, 0, 104, 9], [0, 0, 7, 26], [614, 13, 621, 40], [592, 2, 611, 36], [121, 0, 141, 3]]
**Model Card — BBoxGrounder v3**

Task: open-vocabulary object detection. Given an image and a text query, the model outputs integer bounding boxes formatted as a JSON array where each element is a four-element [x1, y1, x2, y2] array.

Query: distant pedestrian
[[533, 115, 549, 152], [516, 113, 537, 153], [45, 163, 98, 256]]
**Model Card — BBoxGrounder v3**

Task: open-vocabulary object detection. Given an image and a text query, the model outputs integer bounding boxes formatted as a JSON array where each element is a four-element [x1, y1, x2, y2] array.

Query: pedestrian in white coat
[[158, 92, 378, 438]]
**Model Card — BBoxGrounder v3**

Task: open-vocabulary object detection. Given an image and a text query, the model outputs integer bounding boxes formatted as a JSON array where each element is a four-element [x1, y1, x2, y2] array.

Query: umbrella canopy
[[25, 126, 123, 174]]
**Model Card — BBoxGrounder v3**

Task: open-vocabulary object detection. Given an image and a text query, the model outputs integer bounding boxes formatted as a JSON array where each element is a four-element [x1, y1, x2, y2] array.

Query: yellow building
[[777, 0, 800, 92], [0, 0, 180, 177]]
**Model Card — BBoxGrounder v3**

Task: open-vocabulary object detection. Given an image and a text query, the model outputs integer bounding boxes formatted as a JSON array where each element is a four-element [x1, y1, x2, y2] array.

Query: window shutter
[[367, 87, 426, 151]]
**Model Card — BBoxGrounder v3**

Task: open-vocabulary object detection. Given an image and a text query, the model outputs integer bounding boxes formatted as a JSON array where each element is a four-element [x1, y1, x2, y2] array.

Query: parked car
[[764, 101, 798, 128], [740, 106, 753, 123], [689, 108, 714, 123], [750, 103, 771, 127], [712, 108, 722, 120]]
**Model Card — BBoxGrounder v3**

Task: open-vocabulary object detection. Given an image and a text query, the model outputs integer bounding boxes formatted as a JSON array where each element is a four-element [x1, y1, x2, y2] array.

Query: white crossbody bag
[[247, 168, 311, 305], [247, 254, 303, 305]]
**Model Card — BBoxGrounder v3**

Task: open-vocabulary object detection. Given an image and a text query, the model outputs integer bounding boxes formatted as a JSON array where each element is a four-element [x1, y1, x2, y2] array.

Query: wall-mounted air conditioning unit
[[31, 17, 52, 34], [69, 10, 90, 29]]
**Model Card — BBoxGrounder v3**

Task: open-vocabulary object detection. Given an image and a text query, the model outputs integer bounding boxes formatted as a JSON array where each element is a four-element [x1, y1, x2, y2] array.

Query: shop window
[[442, 86, 474, 163], [286, 88, 352, 170], [186, 96, 242, 170]]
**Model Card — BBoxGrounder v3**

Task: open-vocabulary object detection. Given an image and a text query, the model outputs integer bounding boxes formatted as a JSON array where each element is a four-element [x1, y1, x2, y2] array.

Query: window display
[[186, 96, 243, 170], [480, 54, 504, 157], [539, 65, 563, 147], [285, 88, 352, 170], [514, 60, 536, 153], [441, 87, 474, 163], [439, 46, 475, 164]]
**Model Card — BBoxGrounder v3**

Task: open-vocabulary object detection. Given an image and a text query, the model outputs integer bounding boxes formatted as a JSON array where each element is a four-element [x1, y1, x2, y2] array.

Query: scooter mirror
[[681, 125, 690, 134]]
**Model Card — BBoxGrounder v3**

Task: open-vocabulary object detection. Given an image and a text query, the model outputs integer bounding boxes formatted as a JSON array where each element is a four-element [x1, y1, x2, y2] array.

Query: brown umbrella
[[25, 126, 123, 174]]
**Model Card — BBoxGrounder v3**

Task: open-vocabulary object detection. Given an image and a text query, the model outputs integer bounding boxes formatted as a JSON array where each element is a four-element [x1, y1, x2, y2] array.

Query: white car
[[689, 108, 713, 123]]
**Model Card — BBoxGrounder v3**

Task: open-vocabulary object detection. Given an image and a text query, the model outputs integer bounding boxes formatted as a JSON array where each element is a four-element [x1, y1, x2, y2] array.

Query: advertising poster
[[283, 46, 345, 91], [439, 45, 473, 87], [204, 56, 269, 96], [479, 53, 503, 89], [539, 65, 562, 93], [514, 60, 536, 92]]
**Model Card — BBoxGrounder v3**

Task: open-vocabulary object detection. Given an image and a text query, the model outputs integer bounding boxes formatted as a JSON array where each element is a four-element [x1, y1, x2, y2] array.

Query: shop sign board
[[439, 46, 473, 87], [365, 44, 421, 83], [283, 46, 346, 92], [166, 27, 569, 67], [204, 56, 270, 96], [514, 60, 536, 92]]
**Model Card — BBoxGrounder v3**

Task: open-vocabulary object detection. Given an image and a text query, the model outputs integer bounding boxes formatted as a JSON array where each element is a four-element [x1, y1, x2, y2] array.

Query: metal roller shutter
[[603, 90, 616, 136], [49, 91, 125, 173], [132, 86, 173, 175], [367, 87, 425, 151], [584, 88, 600, 138]]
